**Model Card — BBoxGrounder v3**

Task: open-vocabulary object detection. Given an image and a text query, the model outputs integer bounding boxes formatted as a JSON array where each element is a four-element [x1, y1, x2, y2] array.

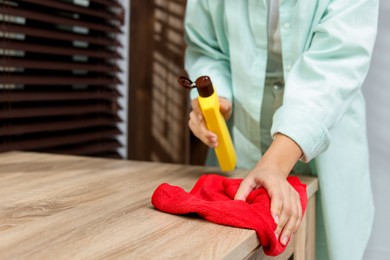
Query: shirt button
[[286, 64, 292, 70], [273, 83, 284, 91], [283, 23, 291, 29]]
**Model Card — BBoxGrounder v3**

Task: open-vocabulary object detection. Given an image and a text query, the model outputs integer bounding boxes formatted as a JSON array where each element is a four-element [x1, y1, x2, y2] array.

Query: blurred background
[[0, 0, 388, 259], [362, 1, 390, 259]]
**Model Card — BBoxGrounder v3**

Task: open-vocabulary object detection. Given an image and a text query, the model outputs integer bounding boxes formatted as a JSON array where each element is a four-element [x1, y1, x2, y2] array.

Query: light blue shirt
[[184, 0, 379, 259]]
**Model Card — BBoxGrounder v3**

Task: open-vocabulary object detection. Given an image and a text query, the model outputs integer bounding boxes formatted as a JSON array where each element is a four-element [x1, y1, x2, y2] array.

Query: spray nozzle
[[177, 76, 196, 89]]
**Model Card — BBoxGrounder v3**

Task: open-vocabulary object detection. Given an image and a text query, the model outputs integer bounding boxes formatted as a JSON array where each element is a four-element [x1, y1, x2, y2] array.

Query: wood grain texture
[[294, 195, 316, 260], [0, 151, 318, 259]]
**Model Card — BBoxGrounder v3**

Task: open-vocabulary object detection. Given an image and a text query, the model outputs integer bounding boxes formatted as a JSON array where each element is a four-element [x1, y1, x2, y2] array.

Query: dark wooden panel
[[128, 0, 155, 161], [128, 0, 210, 165], [129, 0, 191, 164]]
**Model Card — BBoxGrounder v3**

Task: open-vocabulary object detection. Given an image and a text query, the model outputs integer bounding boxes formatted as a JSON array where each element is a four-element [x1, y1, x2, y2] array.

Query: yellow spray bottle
[[178, 75, 236, 172]]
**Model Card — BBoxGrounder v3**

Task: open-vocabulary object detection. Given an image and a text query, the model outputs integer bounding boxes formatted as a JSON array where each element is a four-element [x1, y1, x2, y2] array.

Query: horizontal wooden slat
[[19, 0, 122, 22], [0, 89, 121, 102], [0, 22, 122, 47], [0, 39, 122, 59], [41, 139, 122, 156], [0, 23, 121, 47], [0, 115, 121, 136], [0, 57, 121, 73], [0, 4, 121, 33], [91, 0, 123, 9], [0, 103, 121, 119], [0, 74, 121, 85], [0, 127, 121, 151]]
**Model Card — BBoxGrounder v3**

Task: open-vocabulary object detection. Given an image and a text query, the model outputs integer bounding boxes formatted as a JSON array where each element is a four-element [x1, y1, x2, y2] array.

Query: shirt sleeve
[[184, 0, 232, 101], [271, 0, 379, 162]]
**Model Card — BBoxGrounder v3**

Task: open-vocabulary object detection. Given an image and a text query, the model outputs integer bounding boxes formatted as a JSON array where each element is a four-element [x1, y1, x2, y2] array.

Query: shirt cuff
[[270, 105, 330, 162]]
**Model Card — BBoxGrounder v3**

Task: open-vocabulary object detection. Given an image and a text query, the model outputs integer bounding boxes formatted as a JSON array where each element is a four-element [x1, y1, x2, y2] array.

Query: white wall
[[363, 1, 390, 259]]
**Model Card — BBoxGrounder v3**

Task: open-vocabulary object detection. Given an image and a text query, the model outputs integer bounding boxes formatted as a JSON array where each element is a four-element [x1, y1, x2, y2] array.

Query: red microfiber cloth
[[151, 174, 307, 256]]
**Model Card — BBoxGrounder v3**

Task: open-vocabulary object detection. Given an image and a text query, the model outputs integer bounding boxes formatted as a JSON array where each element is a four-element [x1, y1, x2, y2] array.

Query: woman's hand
[[189, 97, 232, 148], [234, 134, 304, 246]]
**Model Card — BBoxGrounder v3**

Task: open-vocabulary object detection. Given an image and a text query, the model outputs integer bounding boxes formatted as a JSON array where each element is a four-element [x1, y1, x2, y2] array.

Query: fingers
[[219, 97, 232, 121], [189, 99, 218, 148], [234, 177, 257, 201], [271, 187, 302, 246], [234, 166, 303, 246], [189, 97, 233, 147], [269, 189, 283, 227], [191, 98, 202, 118]]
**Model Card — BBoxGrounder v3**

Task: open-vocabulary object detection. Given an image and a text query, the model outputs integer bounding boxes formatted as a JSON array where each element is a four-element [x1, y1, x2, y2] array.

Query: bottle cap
[[195, 76, 214, 97], [177, 75, 214, 98]]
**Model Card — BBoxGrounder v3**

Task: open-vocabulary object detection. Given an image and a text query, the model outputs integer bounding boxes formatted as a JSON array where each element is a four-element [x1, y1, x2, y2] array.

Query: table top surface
[[0, 151, 318, 259]]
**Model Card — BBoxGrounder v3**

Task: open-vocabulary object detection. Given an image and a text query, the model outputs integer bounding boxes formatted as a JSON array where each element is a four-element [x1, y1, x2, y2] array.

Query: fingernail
[[209, 142, 217, 148], [198, 114, 202, 121], [274, 232, 279, 240], [281, 236, 288, 246], [273, 215, 279, 225]]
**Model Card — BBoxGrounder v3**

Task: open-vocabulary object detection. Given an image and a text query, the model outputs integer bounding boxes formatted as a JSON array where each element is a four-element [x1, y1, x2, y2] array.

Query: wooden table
[[0, 151, 317, 259]]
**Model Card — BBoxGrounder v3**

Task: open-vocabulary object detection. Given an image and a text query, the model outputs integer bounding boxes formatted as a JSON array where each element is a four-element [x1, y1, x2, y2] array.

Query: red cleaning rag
[[151, 174, 307, 256]]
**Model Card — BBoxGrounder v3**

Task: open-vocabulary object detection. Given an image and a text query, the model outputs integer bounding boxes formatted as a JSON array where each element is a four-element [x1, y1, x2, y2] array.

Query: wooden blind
[[0, 0, 125, 158]]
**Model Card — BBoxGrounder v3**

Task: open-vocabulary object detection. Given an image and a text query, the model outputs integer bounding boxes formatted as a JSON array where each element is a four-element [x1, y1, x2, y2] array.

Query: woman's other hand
[[234, 134, 304, 246]]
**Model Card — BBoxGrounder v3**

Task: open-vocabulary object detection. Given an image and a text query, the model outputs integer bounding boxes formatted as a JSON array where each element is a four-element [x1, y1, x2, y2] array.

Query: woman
[[184, 0, 379, 259]]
